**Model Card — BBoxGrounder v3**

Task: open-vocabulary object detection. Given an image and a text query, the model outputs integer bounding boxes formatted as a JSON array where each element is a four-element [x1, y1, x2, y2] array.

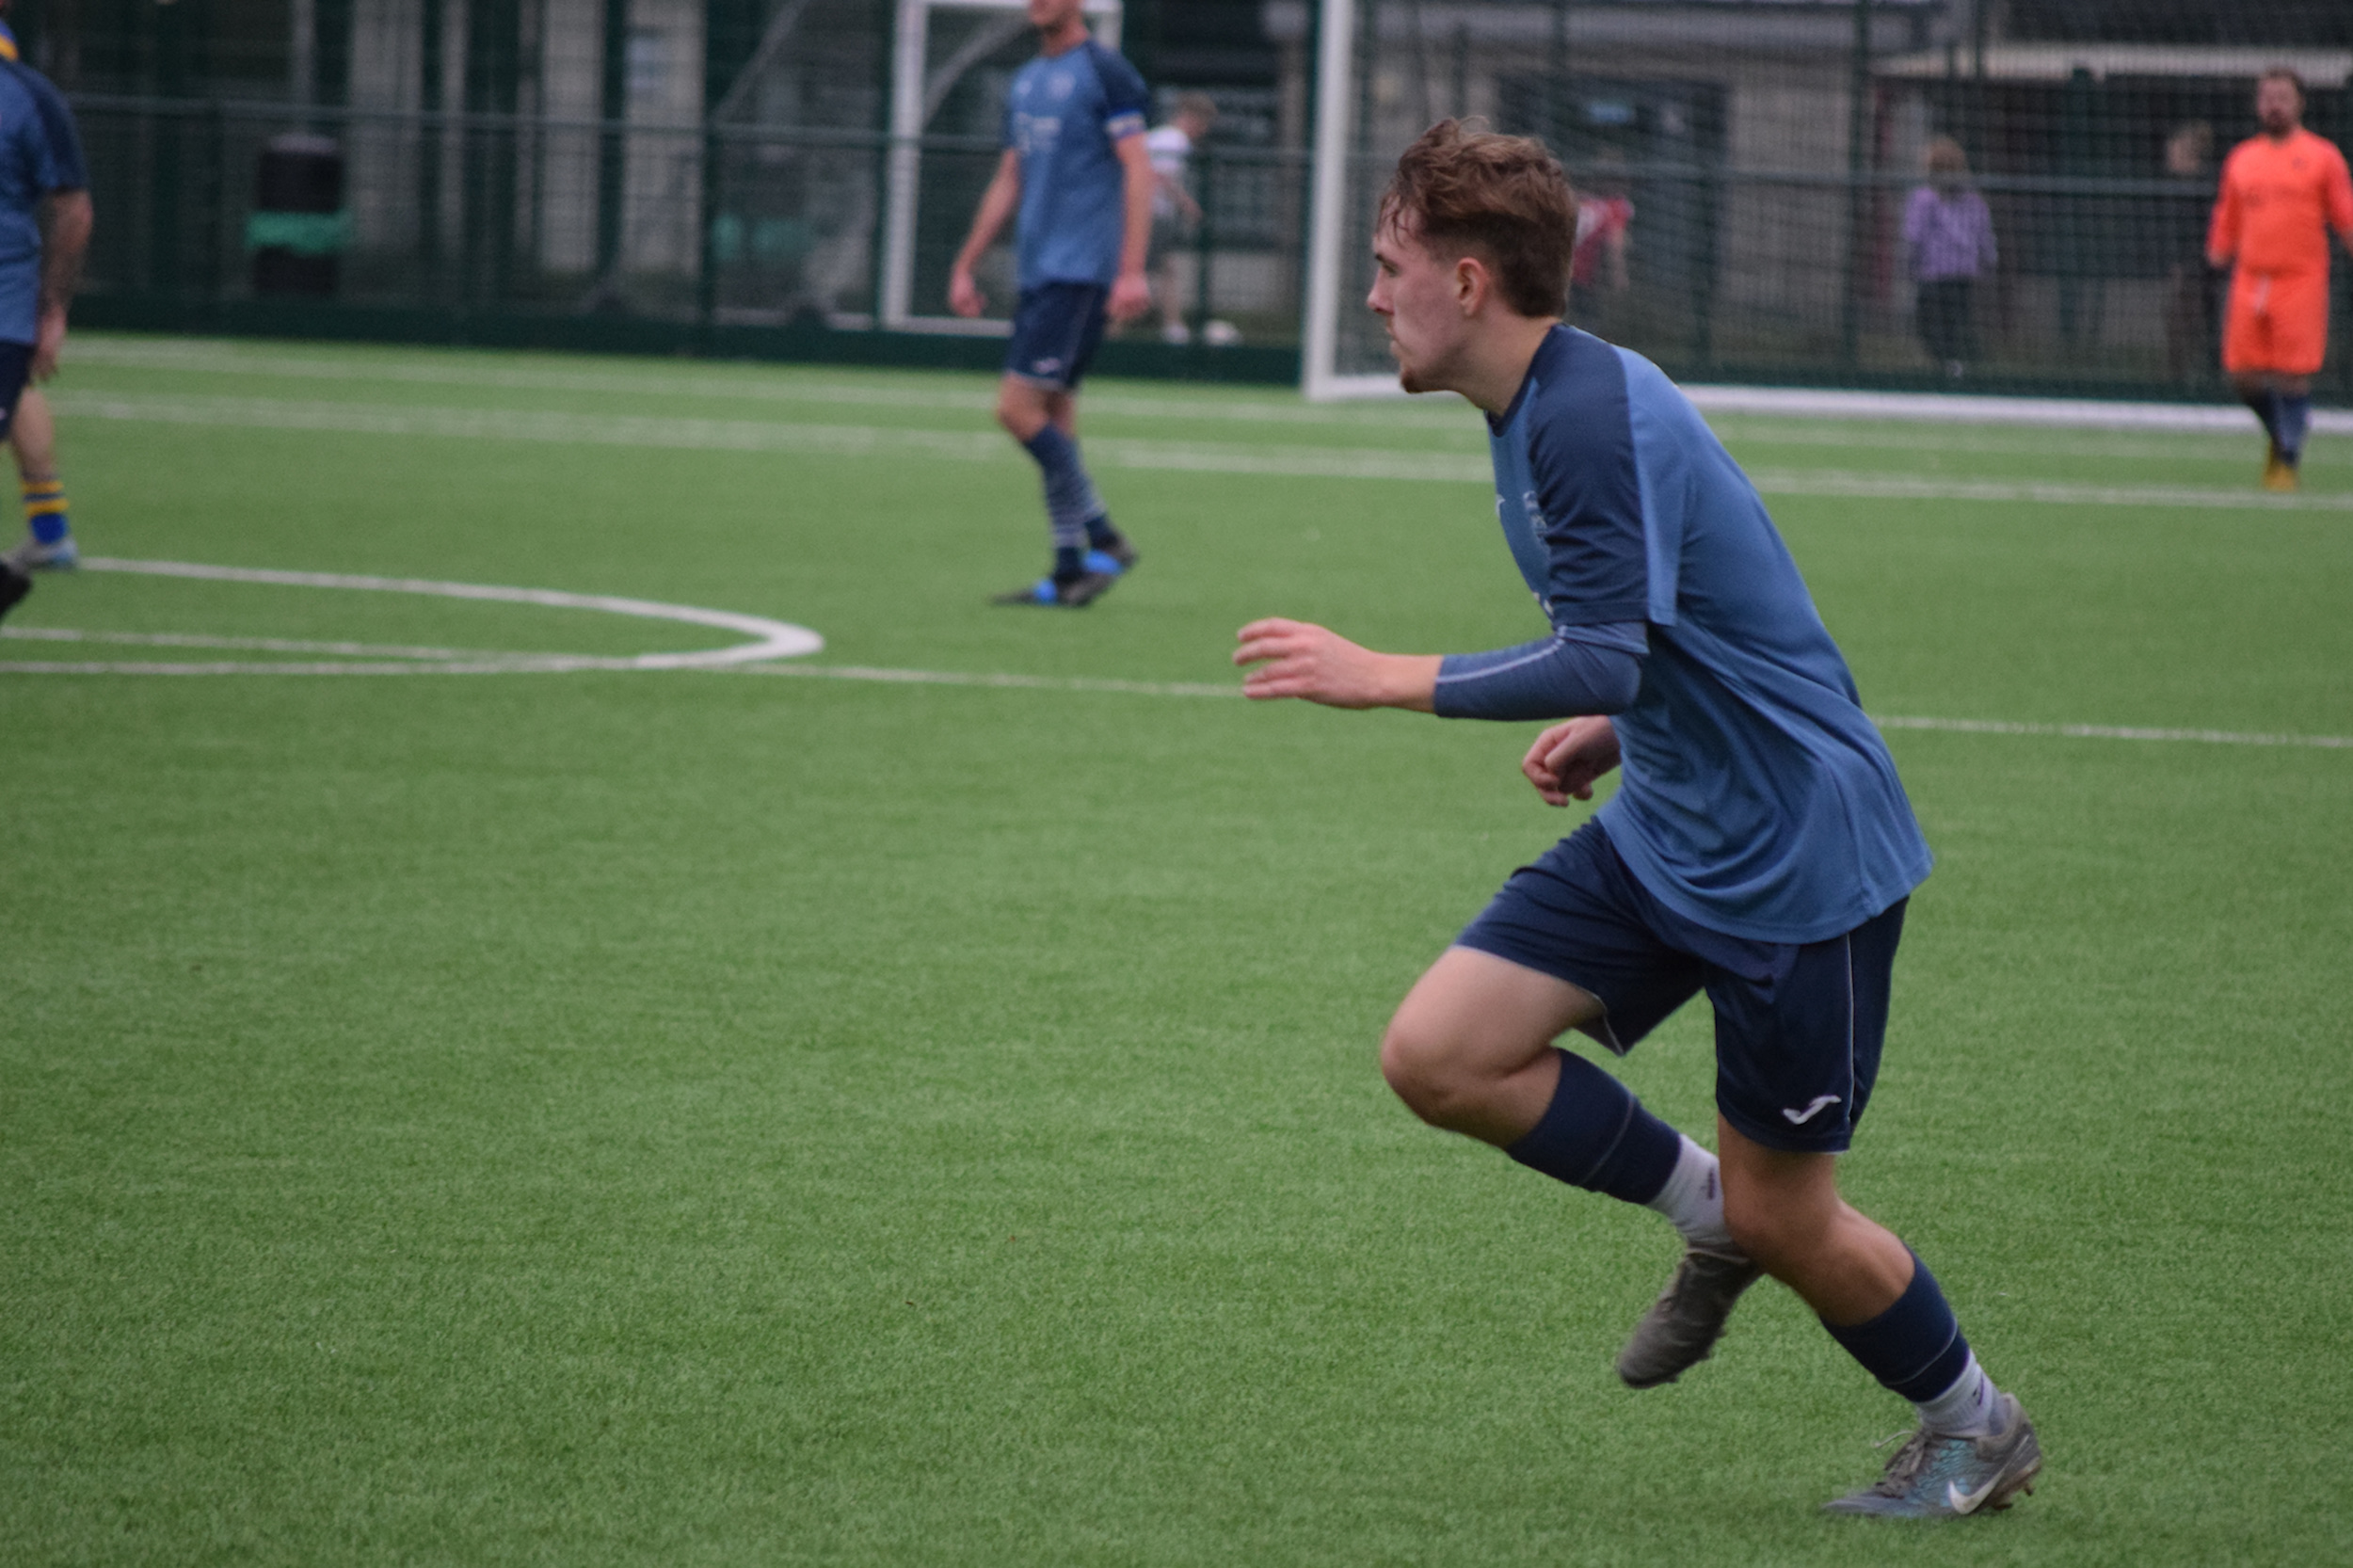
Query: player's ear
[[1453, 254, 1488, 315]]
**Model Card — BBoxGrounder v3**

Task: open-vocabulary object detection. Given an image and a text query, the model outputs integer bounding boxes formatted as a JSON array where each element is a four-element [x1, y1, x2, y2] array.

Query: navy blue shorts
[[0, 342, 34, 441], [1004, 282, 1109, 392], [1455, 819, 1907, 1154]]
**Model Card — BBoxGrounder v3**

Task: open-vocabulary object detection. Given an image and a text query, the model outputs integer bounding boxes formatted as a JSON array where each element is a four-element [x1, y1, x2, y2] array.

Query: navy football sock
[[2278, 393, 2312, 464], [2240, 385, 2281, 445], [1021, 426, 1108, 554], [1052, 545, 1085, 584], [1083, 512, 1120, 549], [1505, 1048, 1683, 1204], [1820, 1251, 1975, 1402]]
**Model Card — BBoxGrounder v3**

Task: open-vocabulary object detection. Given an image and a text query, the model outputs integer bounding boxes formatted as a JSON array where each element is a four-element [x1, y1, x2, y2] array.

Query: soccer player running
[[0, 7, 88, 624], [2206, 68, 2353, 492], [949, 0, 1151, 608], [1234, 122, 2041, 1517]]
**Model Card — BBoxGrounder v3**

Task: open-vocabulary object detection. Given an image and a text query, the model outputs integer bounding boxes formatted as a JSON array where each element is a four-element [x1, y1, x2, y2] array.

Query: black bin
[[248, 134, 345, 297]]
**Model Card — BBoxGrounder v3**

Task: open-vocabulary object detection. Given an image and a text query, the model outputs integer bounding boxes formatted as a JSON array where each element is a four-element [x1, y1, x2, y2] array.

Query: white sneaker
[[4, 531, 78, 570]]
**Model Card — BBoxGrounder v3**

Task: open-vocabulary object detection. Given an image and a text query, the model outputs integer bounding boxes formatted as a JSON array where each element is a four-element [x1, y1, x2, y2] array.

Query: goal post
[[1299, 0, 1448, 402]]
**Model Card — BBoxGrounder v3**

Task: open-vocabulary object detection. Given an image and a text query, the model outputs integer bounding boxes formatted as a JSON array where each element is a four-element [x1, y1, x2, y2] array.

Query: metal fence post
[[698, 121, 721, 344], [1840, 0, 1869, 369], [420, 0, 445, 305], [149, 1, 188, 303], [868, 0, 896, 328], [596, 0, 628, 299], [201, 99, 228, 309], [1191, 147, 1213, 342], [1690, 154, 1719, 370]]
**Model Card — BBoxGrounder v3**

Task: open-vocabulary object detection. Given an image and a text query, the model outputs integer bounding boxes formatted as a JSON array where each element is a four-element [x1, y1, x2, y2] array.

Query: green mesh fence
[[16, 0, 2353, 395]]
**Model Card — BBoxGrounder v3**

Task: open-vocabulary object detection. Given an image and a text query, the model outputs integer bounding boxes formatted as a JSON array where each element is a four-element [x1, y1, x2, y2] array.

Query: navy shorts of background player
[[1005, 280, 1111, 392]]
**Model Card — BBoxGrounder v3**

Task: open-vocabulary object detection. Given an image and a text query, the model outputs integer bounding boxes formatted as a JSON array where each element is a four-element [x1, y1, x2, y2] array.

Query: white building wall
[[623, 0, 704, 277], [345, 0, 424, 250], [538, 0, 601, 274]]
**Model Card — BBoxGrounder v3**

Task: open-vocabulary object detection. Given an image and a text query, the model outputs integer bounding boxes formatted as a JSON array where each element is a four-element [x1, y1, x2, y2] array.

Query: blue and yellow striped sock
[[24, 478, 69, 544]]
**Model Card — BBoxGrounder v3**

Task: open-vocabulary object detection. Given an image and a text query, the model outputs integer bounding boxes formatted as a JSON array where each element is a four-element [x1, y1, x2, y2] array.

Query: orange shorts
[[2222, 266, 2330, 376]]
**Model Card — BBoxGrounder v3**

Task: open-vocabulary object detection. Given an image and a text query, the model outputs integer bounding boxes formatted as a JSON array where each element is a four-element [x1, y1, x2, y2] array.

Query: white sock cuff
[[1644, 1135, 1731, 1251], [1915, 1352, 1999, 1437]]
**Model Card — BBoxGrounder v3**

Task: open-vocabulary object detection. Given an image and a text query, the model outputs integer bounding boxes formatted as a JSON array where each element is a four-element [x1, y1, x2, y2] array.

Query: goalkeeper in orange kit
[[2206, 69, 2353, 491]]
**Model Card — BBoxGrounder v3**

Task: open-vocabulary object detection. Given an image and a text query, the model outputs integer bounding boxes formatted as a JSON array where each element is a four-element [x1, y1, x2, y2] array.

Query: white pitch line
[[731, 662, 2352, 748], [1686, 382, 2353, 435], [1873, 714, 2353, 749], [45, 391, 2353, 511], [0, 558, 823, 675], [1745, 469, 2353, 511], [0, 658, 635, 676], [738, 661, 1242, 698], [69, 336, 2353, 438], [77, 557, 822, 667], [7, 596, 2341, 749], [0, 625, 507, 660], [61, 337, 1471, 429]]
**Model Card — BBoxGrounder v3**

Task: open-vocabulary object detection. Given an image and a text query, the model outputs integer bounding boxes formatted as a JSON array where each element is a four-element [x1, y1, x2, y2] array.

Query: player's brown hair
[[2259, 66, 2307, 99], [1174, 91, 1219, 128], [1379, 119, 1577, 319]]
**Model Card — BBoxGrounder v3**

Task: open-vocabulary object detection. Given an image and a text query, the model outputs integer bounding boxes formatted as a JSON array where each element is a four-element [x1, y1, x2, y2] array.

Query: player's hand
[[1108, 270, 1153, 325], [31, 306, 65, 382], [1234, 617, 1437, 710], [1522, 716, 1621, 806], [948, 268, 984, 319]]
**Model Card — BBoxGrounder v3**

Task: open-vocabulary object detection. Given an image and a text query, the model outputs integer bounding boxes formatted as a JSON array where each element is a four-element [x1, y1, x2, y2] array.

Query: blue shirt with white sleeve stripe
[[1441, 325, 1931, 945], [1001, 37, 1148, 291]]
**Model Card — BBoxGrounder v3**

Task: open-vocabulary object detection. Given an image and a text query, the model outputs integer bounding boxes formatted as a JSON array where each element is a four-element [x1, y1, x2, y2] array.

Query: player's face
[[1369, 215, 1470, 395], [2257, 77, 2303, 136], [1028, 0, 1084, 32]]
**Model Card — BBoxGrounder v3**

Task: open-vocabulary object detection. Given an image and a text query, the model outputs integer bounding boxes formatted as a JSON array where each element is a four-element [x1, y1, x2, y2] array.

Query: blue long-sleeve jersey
[[1441, 326, 1932, 945]]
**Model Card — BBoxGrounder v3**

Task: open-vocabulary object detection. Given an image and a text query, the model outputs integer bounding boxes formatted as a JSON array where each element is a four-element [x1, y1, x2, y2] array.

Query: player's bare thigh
[[1380, 946, 1608, 1144]]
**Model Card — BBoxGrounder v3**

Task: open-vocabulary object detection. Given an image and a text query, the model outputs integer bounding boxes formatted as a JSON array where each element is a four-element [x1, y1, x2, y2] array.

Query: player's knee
[[1721, 1183, 1830, 1272], [995, 387, 1043, 438], [1721, 1192, 1788, 1266], [1378, 1016, 1475, 1126]]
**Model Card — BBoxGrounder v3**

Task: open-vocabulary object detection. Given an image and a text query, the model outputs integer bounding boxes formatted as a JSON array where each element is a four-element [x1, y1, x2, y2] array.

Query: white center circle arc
[[0, 557, 824, 675]]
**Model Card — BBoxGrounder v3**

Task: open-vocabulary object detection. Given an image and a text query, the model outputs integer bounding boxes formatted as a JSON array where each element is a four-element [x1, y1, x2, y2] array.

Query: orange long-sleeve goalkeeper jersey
[[2207, 127, 2353, 275]]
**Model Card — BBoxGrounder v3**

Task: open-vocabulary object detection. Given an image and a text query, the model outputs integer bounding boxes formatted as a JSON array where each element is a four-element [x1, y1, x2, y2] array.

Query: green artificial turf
[[4, 335, 2349, 1566]]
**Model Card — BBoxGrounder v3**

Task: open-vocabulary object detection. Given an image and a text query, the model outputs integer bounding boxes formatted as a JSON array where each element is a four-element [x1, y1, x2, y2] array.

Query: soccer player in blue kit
[[949, 0, 1152, 608], [1234, 122, 2043, 1518], [0, 11, 88, 626]]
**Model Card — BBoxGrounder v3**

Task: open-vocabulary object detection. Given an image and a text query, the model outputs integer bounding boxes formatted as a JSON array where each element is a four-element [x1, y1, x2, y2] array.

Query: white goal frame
[[880, 0, 1123, 333], [1300, 0, 1414, 401]]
